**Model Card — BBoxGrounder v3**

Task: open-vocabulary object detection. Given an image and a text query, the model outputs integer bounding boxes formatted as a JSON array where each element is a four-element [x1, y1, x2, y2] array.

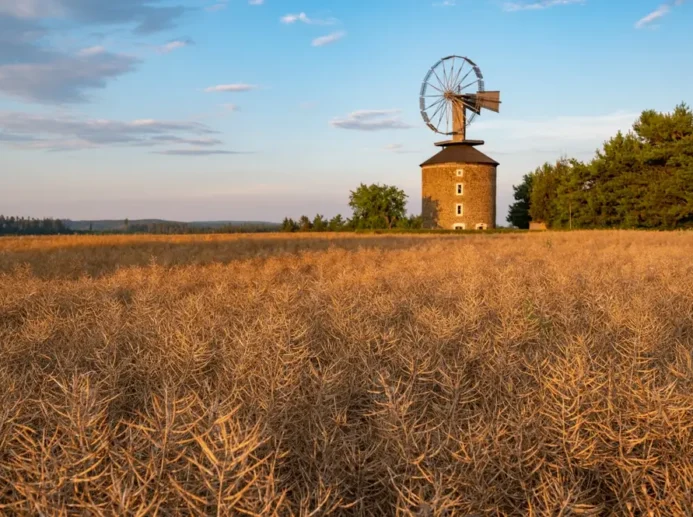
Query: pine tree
[[328, 215, 345, 232], [281, 217, 298, 232], [312, 214, 328, 232], [298, 215, 313, 232], [506, 173, 534, 229], [510, 103, 693, 230]]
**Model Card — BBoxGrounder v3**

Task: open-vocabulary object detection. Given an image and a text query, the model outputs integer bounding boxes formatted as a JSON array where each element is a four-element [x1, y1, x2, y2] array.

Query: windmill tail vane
[[471, 90, 501, 113]]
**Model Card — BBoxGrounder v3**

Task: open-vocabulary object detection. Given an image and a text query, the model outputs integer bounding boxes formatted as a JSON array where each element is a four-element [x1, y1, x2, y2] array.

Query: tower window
[[456, 204, 463, 216], [456, 183, 464, 195], [453, 223, 466, 230], [456, 169, 464, 177]]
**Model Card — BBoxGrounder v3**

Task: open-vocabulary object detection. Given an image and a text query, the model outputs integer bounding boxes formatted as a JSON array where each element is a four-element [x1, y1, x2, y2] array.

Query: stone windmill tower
[[419, 56, 501, 230]]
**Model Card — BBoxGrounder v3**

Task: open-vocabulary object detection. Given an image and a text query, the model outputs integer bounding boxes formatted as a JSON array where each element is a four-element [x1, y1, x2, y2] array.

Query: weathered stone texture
[[422, 162, 497, 230]]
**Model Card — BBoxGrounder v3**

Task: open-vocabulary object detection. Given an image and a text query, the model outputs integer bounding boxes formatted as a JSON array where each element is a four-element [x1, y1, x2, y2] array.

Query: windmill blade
[[476, 91, 501, 113]]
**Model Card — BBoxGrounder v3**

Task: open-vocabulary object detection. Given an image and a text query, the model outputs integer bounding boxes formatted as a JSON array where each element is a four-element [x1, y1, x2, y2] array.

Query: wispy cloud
[[0, 0, 190, 105], [504, 0, 584, 11], [0, 46, 138, 103], [77, 46, 106, 56], [311, 31, 346, 47], [383, 143, 420, 154], [634, 1, 684, 29], [153, 149, 244, 156], [0, 0, 187, 34], [0, 111, 222, 152], [0, 131, 38, 143], [433, 1, 456, 6], [249, 0, 264, 5], [204, 83, 259, 92], [157, 39, 193, 53], [475, 111, 638, 147], [281, 12, 337, 25], [330, 110, 413, 131], [149, 136, 221, 146], [205, 3, 227, 12]]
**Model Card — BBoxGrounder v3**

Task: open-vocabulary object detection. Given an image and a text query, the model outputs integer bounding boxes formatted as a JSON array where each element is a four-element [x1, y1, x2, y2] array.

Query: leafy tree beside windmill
[[348, 183, 408, 230]]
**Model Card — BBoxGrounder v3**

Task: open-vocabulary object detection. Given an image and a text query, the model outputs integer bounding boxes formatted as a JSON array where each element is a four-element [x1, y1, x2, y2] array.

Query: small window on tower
[[456, 204, 463, 216], [456, 169, 464, 177], [456, 183, 464, 195]]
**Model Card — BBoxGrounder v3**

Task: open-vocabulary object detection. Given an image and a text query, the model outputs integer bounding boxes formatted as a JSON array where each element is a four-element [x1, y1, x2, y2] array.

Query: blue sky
[[1, 0, 691, 223]]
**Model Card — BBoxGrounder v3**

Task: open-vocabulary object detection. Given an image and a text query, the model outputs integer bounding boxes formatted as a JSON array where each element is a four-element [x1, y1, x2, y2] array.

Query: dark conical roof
[[420, 142, 499, 167]]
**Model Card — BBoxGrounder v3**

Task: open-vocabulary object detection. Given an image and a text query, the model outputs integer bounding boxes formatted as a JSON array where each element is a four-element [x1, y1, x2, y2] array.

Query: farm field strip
[[1, 231, 693, 514]]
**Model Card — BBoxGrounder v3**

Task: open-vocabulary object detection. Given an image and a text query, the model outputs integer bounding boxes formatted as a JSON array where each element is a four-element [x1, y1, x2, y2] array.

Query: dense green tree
[[631, 103, 693, 228], [281, 217, 298, 232], [349, 183, 407, 230], [312, 214, 328, 232], [396, 214, 424, 229], [509, 103, 693, 230], [506, 173, 534, 229], [298, 215, 313, 232], [328, 215, 345, 232], [529, 158, 592, 229], [528, 161, 568, 225], [634, 103, 693, 146], [552, 159, 592, 229]]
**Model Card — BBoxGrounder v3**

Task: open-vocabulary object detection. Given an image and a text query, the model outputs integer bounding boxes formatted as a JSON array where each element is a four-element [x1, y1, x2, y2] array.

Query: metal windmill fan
[[419, 56, 500, 141]]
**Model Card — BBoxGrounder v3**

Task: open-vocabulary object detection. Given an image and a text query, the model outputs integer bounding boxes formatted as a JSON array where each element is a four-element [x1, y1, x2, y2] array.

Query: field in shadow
[[0, 233, 525, 280]]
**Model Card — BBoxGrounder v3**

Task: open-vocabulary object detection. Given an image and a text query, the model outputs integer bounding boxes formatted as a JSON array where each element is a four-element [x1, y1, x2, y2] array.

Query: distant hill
[[186, 221, 279, 229], [63, 219, 280, 232]]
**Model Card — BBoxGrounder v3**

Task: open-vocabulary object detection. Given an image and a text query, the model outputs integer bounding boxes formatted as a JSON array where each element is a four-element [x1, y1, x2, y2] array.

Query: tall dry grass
[[1, 231, 693, 515]]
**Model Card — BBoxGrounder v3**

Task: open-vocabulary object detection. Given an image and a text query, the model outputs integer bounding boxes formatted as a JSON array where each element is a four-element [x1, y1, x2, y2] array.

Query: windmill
[[419, 56, 501, 143], [419, 56, 501, 230]]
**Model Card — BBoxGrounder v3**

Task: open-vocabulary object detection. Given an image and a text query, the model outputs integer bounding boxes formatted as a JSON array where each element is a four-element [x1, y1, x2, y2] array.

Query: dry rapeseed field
[[1, 231, 693, 515]]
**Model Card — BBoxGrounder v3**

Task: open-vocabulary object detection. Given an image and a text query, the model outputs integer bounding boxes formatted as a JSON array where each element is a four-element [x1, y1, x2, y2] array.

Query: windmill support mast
[[452, 100, 466, 142]]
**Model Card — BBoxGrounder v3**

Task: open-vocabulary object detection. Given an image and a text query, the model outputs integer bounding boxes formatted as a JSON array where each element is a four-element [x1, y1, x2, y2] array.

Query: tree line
[[1, 182, 421, 236], [122, 221, 278, 234], [281, 183, 422, 232], [0, 217, 281, 236], [0, 216, 71, 236], [507, 103, 693, 230]]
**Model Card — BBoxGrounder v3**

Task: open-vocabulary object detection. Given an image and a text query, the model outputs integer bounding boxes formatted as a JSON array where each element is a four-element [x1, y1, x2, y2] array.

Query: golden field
[[1, 231, 693, 515]]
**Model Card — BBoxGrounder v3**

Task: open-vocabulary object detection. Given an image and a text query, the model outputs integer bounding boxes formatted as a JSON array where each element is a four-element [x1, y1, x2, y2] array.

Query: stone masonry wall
[[422, 162, 497, 230]]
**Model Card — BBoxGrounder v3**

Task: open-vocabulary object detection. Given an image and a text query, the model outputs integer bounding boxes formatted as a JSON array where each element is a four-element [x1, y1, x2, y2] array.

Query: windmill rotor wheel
[[419, 55, 485, 136]]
